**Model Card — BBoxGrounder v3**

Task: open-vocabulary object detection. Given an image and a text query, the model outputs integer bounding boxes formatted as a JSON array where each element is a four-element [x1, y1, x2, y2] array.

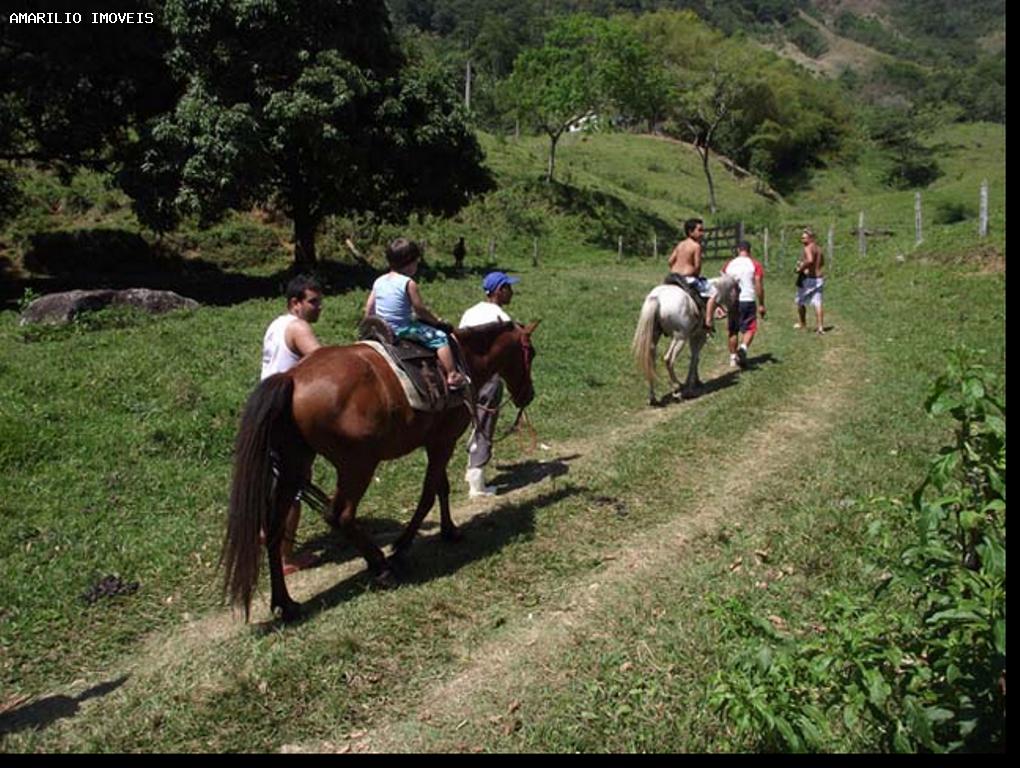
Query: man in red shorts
[[722, 240, 766, 369]]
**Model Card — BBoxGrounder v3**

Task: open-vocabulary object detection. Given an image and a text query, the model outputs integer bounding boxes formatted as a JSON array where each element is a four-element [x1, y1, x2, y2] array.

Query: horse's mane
[[711, 273, 739, 307], [454, 320, 518, 353]]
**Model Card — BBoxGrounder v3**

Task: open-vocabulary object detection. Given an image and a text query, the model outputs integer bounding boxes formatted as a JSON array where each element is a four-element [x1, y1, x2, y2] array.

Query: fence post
[[652, 232, 657, 261], [780, 228, 786, 273], [464, 60, 472, 111], [827, 223, 834, 270], [915, 192, 923, 246], [617, 235, 624, 262], [763, 227, 769, 269], [532, 237, 539, 267], [858, 211, 866, 257], [488, 238, 495, 263], [979, 179, 988, 237]]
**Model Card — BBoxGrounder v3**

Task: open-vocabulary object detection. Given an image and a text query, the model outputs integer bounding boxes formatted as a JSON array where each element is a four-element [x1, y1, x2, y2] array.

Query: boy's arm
[[364, 289, 376, 317], [406, 280, 446, 326]]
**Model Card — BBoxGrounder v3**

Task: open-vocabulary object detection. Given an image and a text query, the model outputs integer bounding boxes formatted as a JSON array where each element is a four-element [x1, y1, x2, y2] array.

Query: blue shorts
[[684, 275, 714, 298], [728, 301, 758, 334], [395, 321, 449, 350]]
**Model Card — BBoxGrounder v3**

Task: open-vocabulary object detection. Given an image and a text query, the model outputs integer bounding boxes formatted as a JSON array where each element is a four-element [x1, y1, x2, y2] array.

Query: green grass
[[0, 122, 1004, 752]]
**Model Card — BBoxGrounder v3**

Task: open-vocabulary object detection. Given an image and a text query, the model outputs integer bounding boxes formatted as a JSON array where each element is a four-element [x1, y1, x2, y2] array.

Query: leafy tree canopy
[[122, 0, 490, 266], [0, 0, 176, 172], [632, 10, 850, 192], [508, 13, 666, 182]]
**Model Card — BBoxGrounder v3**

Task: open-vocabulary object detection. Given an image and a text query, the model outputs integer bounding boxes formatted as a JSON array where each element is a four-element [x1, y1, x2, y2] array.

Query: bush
[[785, 17, 829, 58], [933, 200, 975, 225], [174, 216, 287, 270], [709, 348, 1005, 752], [885, 153, 942, 189]]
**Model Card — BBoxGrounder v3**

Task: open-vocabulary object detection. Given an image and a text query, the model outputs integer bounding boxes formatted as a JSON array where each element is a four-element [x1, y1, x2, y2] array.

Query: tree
[[509, 14, 663, 183], [0, 0, 175, 170], [123, 0, 489, 267], [509, 16, 605, 183], [635, 11, 849, 199], [0, 0, 176, 222], [671, 56, 747, 214]]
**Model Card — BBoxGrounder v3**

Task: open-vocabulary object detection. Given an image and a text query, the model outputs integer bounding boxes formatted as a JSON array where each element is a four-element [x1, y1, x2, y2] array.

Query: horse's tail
[[221, 374, 295, 620], [632, 292, 660, 384]]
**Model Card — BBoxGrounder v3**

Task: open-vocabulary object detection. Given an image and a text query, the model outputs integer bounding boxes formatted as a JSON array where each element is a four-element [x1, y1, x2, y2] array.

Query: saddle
[[357, 316, 467, 412], [663, 273, 708, 315]]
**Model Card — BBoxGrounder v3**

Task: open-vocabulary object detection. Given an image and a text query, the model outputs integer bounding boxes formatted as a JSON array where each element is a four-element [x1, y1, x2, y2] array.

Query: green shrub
[[785, 17, 829, 59], [709, 348, 1005, 752], [178, 216, 287, 270], [933, 200, 975, 225]]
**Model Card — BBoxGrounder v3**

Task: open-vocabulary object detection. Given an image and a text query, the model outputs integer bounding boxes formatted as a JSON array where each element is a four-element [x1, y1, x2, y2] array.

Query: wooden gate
[[702, 222, 744, 260]]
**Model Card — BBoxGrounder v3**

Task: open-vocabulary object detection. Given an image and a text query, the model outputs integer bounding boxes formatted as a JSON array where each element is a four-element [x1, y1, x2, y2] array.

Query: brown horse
[[222, 320, 539, 621]]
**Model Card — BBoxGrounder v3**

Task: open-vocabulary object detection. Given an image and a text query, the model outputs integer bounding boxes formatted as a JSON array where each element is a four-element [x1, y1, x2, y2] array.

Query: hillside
[[0, 118, 1004, 753], [1, 117, 1004, 314]]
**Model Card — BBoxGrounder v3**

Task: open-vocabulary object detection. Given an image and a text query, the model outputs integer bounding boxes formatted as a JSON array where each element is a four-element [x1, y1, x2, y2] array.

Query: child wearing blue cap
[[365, 237, 465, 390], [458, 271, 519, 497]]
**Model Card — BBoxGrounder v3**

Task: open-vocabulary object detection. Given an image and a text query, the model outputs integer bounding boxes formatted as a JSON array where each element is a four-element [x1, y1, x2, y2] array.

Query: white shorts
[[796, 276, 824, 307]]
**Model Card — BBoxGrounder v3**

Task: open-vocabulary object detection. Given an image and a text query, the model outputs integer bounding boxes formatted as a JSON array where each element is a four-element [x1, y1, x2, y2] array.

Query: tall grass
[[0, 121, 1004, 752]]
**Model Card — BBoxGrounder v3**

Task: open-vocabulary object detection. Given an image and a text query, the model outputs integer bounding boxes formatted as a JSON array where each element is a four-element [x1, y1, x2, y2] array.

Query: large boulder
[[19, 288, 199, 326]]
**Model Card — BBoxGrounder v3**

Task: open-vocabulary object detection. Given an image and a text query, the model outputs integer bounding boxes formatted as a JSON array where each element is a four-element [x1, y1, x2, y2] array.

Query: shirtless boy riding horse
[[667, 217, 720, 334]]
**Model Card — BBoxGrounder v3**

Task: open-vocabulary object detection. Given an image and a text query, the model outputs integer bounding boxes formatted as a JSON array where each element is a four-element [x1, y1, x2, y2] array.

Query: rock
[[19, 288, 199, 326]]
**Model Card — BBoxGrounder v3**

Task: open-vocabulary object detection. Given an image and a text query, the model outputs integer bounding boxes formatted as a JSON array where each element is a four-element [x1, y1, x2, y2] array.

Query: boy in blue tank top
[[365, 238, 466, 390]]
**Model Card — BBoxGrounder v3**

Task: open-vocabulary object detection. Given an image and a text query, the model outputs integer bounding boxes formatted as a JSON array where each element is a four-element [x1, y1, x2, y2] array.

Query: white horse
[[631, 274, 738, 406]]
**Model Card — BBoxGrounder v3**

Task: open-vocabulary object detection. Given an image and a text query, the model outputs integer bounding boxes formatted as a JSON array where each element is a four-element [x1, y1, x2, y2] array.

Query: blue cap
[[482, 271, 520, 294]]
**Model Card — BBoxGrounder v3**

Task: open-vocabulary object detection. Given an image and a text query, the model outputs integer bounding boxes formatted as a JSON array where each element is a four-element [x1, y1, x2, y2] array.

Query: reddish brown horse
[[223, 320, 538, 621]]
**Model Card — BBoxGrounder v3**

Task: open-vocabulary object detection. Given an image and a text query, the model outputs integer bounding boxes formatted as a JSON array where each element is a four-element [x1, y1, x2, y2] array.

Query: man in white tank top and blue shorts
[[260, 274, 324, 574]]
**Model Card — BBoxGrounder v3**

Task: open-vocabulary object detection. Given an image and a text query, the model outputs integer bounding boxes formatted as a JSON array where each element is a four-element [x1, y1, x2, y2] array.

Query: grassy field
[[0, 122, 1004, 751]]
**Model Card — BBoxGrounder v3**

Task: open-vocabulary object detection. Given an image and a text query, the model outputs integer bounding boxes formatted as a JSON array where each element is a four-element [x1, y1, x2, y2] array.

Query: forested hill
[[0, 0, 1004, 282], [389, 0, 1005, 123]]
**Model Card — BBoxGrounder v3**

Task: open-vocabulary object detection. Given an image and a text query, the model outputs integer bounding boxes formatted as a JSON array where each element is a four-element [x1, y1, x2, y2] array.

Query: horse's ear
[[524, 319, 542, 335]]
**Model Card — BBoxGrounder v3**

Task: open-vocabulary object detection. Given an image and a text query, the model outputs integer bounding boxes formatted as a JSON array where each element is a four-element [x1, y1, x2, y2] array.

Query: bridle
[[473, 323, 538, 452]]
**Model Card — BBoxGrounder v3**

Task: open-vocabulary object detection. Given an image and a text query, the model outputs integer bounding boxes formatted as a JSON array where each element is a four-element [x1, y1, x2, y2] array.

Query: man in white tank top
[[261, 276, 324, 380], [260, 275, 324, 574]]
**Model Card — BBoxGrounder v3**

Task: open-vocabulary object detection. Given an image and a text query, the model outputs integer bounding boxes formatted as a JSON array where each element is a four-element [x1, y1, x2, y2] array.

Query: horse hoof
[[387, 551, 409, 575], [272, 600, 302, 623], [372, 568, 399, 590], [441, 525, 462, 543]]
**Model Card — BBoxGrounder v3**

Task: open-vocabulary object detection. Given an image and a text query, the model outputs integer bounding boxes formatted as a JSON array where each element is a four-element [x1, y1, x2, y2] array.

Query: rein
[[476, 402, 537, 453], [460, 321, 539, 453]]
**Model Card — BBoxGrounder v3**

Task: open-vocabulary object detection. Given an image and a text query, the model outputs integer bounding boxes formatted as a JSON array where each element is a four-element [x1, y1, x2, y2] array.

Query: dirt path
[[279, 332, 864, 753], [118, 343, 730, 664], [36, 328, 861, 751]]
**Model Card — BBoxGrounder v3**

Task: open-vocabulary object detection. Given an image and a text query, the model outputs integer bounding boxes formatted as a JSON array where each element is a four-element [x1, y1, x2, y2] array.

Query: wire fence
[[426, 181, 999, 275]]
